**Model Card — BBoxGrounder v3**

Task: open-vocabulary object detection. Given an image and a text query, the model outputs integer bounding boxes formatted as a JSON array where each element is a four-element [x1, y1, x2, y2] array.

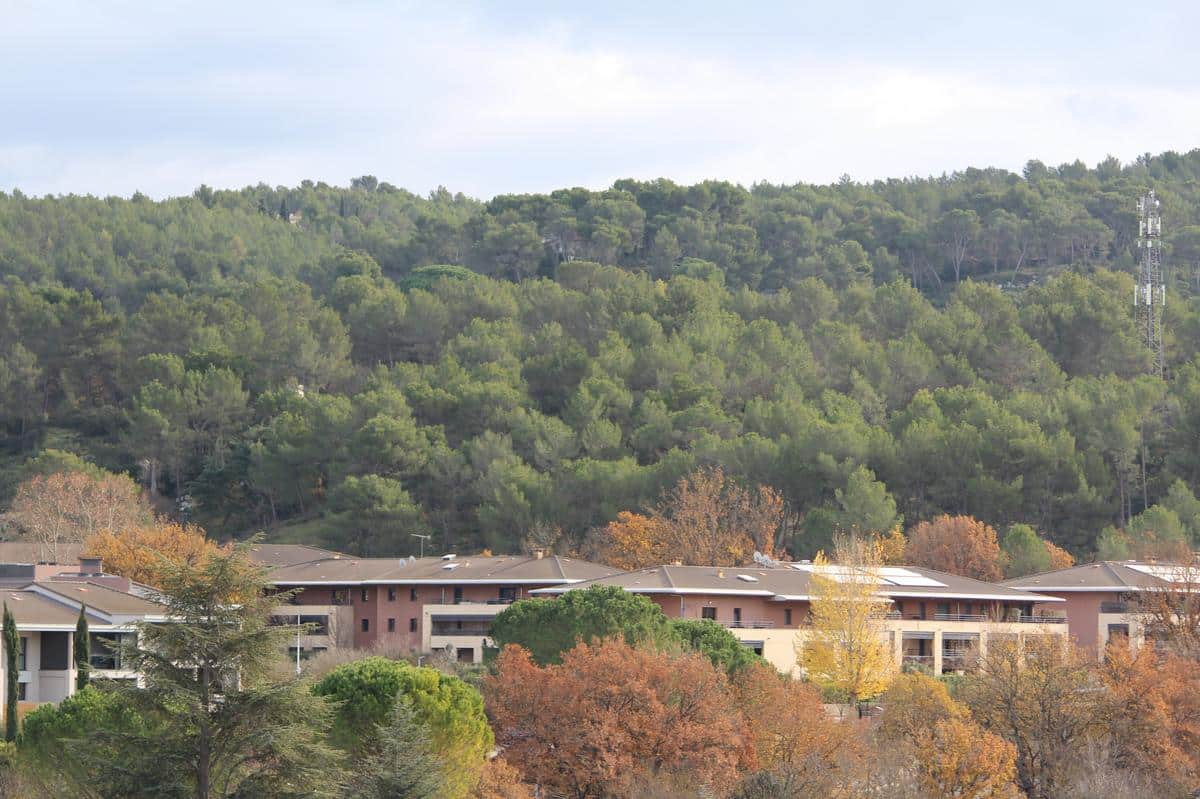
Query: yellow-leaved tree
[[798, 537, 896, 702]]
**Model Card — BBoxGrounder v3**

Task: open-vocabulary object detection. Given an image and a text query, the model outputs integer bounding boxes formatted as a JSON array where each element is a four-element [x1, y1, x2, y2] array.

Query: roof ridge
[[1099, 561, 1138, 587]]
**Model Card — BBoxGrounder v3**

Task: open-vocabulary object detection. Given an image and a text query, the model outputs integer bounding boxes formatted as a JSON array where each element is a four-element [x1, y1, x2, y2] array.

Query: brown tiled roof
[[0, 589, 105, 628], [246, 544, 346, 567], [531, 563, 1062, 603], [1001, 561, 1186, 592], [268, 554, 619, 585], [33, 581, 165, 618]]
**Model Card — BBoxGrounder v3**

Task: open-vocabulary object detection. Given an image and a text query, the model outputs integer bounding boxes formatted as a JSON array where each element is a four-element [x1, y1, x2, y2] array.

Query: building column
[[892, 630, 902, 666], [933, 630, 943, 674]]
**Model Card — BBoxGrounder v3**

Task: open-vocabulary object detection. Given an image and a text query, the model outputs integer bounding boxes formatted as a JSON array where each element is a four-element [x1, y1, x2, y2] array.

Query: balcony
[[933, 613, 987, 622], [1014, 615, 1067, 624], [720, 619, 775, 629], [902, 654, 933, 666], [1100, 602, 1130, 614]]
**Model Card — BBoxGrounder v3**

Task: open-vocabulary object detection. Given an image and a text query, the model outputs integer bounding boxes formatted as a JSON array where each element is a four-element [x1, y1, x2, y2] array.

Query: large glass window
[[17, 637, 26, 671], [90, 632, 132, 670]]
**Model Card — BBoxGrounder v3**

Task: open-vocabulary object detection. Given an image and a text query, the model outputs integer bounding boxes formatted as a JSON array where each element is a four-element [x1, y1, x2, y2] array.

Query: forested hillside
[[4, 151, 1200, 558]]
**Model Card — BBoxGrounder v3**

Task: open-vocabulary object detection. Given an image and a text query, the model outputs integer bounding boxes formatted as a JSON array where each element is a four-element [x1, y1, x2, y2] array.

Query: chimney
[[717, 569, 725, 578], [79, 556, 103, 576], [671, 560, 683, 566]]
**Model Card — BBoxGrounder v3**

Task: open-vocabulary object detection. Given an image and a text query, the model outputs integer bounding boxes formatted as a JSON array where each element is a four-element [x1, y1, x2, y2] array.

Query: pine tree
[[353, 699, 445, 799], [4, 604, 17, 741], [74, 605, 90, 691]]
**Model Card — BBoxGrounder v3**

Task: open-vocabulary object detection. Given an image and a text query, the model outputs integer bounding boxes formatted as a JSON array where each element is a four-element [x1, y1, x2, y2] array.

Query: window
[[331, 589, 349, 606], [361, 589, 370, 602], [936, 603, 950, 617], [17, 637, 26, 671], [16, 683, 25, 701], [387, 587, 396, 602], [784, 608, 792, 626], [499, 586, 516, 602], [456, 648, 474, 663], [733, 608, 742, 625], [410, 587, 417, 601], [387, 618, 396, 632], [361, 619, 370, 632], [701, 607, 717, 620], [90, 632, 132, 670], [409, 618, 417, 633], [453, 587, 463, 604]]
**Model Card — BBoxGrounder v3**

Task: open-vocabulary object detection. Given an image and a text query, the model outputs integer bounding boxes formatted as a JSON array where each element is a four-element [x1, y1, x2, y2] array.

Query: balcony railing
[[1015, 615, 1067, 624], [902, 654, 933, 665], [720, 619, 775, 629], [933, 613, 988, 622], [1100, 602, 1130, 614]]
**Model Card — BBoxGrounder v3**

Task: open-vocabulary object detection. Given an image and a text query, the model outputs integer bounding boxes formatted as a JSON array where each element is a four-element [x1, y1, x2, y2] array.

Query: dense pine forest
[[4, 151, 1200, 558]]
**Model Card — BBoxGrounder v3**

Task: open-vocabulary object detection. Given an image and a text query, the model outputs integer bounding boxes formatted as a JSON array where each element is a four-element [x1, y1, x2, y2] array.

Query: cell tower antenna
[[1135, 190, 1165, 378]]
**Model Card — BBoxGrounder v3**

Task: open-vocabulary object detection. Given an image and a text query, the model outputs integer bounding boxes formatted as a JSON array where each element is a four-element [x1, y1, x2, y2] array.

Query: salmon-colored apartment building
[[533, 562, 1070, 675], [265, 549, 618, 663], [1003, 560, 1195, 655], [264, 542, 1069, 674]]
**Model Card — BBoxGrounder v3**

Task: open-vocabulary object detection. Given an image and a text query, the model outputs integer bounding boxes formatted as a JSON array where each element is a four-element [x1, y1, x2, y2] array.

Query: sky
[[2, 0, 1199, 199]]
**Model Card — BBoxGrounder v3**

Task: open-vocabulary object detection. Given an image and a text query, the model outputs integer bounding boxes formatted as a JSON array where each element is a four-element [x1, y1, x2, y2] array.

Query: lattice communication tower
[[1135, 190, 1165, 378]]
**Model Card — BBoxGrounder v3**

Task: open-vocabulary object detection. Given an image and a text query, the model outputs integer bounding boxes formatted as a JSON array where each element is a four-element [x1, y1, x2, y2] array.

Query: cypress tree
[[74, 605, 90, 691], [4, 604, 18, 741]]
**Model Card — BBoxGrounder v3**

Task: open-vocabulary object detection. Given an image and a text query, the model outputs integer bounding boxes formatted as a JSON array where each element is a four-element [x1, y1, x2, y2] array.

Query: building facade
[[1002, 560, 1191, 654], [533, 563, 1069, 675], [0, 559, 165, 714], [267, 552, 619, 663]]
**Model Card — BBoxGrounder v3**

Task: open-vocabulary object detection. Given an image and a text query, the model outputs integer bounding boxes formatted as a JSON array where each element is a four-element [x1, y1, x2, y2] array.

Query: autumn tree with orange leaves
[[1099, 642, 1200, 792], [912, 718, 1022, 799], [906, 515, 1005, 582], [85, 521, 221, 586], [733, 662, 865, 796], [595, 467, 785, 568], [485, 639, 750, 798]]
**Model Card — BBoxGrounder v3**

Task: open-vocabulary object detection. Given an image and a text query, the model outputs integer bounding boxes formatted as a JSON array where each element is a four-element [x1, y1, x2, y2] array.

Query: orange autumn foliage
[[906, 515, 1005, 582], [597, 467, 785, 568], [912, 718, 1022, 799], [472, 758, 533, 799], [734, 663, 865, 793], [1099, 643, 1200, 788], [485, 640, 750, 798], [85, 521, 222, 586], [597, 512, 671, 570], [1043, 540, 1075, 570]]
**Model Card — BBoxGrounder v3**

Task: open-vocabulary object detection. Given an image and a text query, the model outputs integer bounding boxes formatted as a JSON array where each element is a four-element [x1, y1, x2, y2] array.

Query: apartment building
[[1001, 560, 1192, 654], [0, 558, 165, 711], [533, 562, 1069, 675], [266, 552, 619, 663]]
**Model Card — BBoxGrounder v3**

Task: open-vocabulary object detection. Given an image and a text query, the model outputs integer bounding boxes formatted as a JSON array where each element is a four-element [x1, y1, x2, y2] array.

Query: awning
[[900, 631, 933, 640], [943, 632, 980, 641]]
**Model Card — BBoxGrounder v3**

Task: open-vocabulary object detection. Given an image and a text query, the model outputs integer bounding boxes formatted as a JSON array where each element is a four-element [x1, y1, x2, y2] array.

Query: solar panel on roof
[[878, 567, 947, 587], [1126, 563, 1191, 582]]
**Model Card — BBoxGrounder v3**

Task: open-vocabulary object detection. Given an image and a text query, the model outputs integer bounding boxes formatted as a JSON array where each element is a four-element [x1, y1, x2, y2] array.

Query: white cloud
[[3, 5, 1198, 198]]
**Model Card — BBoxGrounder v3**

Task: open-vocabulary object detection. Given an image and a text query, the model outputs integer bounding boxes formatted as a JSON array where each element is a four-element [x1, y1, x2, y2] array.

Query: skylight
[[735, 574, 758, 582]]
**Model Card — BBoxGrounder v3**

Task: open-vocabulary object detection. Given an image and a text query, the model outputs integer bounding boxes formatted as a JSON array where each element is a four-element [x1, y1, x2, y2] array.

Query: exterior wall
[[1034, 590, 1145, 656], [735, 619, 1068, 677], [647, 594, 806, 627], [280, 581, 552, 656]]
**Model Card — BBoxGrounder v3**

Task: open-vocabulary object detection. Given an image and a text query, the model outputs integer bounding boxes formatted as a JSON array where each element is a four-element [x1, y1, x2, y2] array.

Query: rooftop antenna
[[1135, 190, 1165, 378], [410, 533, 431, 559]]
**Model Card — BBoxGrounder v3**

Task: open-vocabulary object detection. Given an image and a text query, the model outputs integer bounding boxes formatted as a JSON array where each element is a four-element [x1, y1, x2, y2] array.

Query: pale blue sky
[[2, 1, 1198, 198]]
